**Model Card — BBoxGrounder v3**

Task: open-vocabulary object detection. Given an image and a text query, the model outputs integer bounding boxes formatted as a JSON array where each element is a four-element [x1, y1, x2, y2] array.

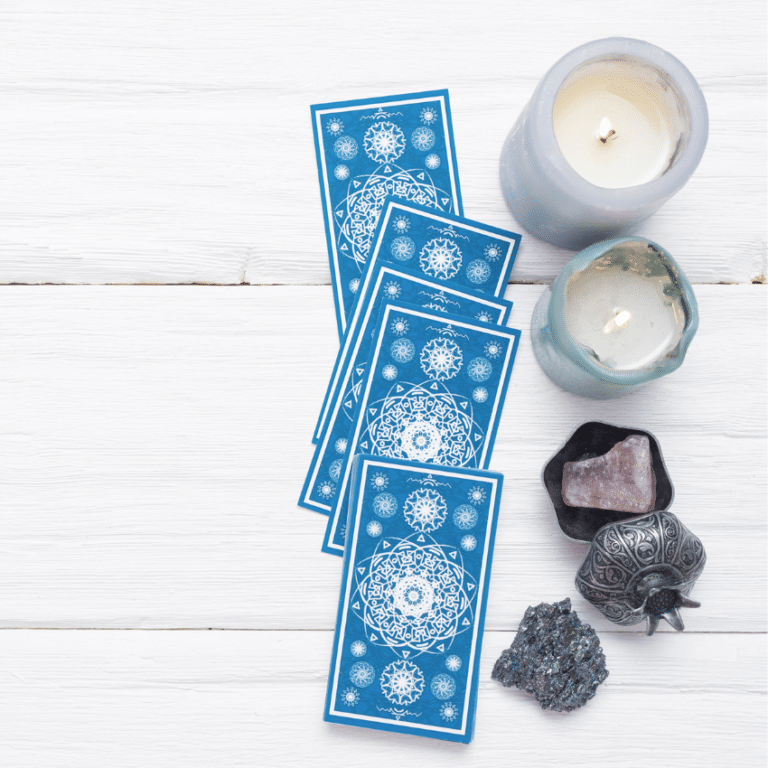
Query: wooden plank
[[0, 285, 764, 630], [0, 1, 764, 285], [0, 629, 764, 766]]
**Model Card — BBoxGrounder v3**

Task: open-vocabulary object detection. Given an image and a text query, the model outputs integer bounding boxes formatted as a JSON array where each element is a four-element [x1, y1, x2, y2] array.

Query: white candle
[[553, 59, 681, 189], [564, 241, 687, 371]]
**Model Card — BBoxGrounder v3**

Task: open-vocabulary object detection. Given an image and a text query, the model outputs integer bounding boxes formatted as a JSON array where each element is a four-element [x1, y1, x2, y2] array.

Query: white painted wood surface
[[0, 2, 765, 765]]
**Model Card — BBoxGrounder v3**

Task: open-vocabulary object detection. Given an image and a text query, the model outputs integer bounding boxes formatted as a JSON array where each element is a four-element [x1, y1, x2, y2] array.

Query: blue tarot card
[[322, 301, 521, 555], [298, 265, 512, 515], [324, 455, 503, 744], [313, 196, 522, 443], [311, 92, 463, 337]]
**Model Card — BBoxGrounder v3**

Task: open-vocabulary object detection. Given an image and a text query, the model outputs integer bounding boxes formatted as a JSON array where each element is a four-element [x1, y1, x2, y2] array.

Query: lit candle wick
[[596, 117, 617, 144], [603, 309, 632, 334]]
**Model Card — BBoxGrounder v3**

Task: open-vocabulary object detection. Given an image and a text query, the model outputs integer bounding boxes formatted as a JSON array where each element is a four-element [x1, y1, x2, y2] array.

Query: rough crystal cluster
[[491, 598, 608, 712], [562, 434, 656, 513]]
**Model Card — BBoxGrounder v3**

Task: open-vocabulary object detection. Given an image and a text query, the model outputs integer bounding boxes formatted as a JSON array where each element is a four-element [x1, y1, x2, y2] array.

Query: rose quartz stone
[[562, 435, 656, 513]]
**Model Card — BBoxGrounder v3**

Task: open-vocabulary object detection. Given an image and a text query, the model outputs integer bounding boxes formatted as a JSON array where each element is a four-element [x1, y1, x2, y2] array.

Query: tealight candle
[[531, 237, 698, 398], [500, 38, 708, 250]]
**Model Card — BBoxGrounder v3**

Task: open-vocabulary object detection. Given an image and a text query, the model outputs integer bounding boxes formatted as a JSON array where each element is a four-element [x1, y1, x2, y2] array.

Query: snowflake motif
[[382, 280, 402, 299], [420, 337, 463, 382], [390, 338, 416, 363], [452, 504, 479, 531], [475, 310, 494, 323], [380, 660, 425, 705], [349, 661, 376, 688], [363, 121, 406, 164], [335, 438, 348, 454], [391, 317, 409, 336], [411, 126, 436, 152], [439, 701, 459, 721], [468, 485, 487, 504], [371, 472, 389, 490], [390, 236, 416, 262], [392, 215, 411, 233], [445, 655, 462, 672], [419, 106, 439, 125], [316, 480, 336, 500], [334, 135, 358, 161], [329, 459, 343, 482], [333, 164, 350, 181], [460, 535, 477, 551], [425, 153, 441, 170], [326, 118, 345, 136], [340, 687, 360, 707], [472, 387, 489, 403], [382, 364, 398, 381], [419, 237, 463, 280], [430, 673, 456, 700], [372, 492, 398, 518], [403, 488, 448, 532], [484, 340, 503, 359], [467, 357, 493, 383], [366, 520, 383, 537], [350, 640, 367, 657], [484, 243, 502, 262], [349, 278, 360, 294], [466, 259, 492, 285]]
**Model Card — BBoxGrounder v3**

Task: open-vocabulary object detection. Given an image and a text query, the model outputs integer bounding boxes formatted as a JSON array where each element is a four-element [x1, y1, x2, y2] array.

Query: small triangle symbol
[[369, 408, 377, 416], [402, 650, 410, 658], [357, 567, 365, 575], [417, 172, 424, 180], [384, 165, 392, 173], [441, 197, 450, 205], [382, 541, 391, 549], [356, 367, 365, 376], [449, 551, 457, 559], [336, 210, 344, 217], [460, 402, 467, 409], [396, 385, 404, 393], [345, 400, 352, 408], [437, 644, 445, 653], [340, 244, 348, 251], [475, 434, 483, 441], [353, 180, 361, 188], [370, 634, 378, 642], [360, 441, 369, 449], [468, 583, 476, 591], [417, 534, 425, 543], [430, 382, 439, 391], [462, 618, 470, 626], [352, 601, 360, 609]]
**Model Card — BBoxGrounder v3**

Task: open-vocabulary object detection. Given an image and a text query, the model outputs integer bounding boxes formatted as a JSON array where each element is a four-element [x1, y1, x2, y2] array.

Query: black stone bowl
[[542, 421, 674, 543]]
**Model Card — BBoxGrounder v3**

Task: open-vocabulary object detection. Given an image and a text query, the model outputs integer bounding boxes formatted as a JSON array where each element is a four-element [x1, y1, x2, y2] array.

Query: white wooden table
[[1, 3, 765, 765]]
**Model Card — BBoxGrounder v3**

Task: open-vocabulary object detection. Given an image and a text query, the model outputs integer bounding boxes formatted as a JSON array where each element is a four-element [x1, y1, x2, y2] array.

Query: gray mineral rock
[[491, 598, 608, 712], [562, 434, 656, 513]]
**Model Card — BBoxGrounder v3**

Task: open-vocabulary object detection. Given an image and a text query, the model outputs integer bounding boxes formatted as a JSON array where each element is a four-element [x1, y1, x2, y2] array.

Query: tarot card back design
[[311, 92, 462, 337], [324, 456, 503, 743]]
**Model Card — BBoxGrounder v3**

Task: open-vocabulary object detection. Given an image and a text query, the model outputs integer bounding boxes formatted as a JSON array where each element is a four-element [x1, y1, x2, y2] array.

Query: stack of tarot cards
[[301, 90, 523, 743]]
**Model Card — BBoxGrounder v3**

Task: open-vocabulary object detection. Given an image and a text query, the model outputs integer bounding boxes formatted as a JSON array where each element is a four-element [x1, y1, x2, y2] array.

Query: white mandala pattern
[[364, 121, 406, 164], [366, 520, 383, 537], [445, 655, 462, 672], [419, 106, 438, 125], [472, 387, 489, 403], [439, 701, 459, 721], [334, 164, 350, 181], [383, 280, 402, 299], [475, 310, 494, 323], [484, 340, 503, 359], [364, 381, 482, 467], [326, 118, 345, 136], [420, 337, 463, 382], [335, 438, 348, 454], [329, 459, 343, 482], [460, 535, 477, 551], [380, 660, 425, 705], [371, 472, 389, 490], [349, 278, 360, 294], [372, 492, 398, 518], [430, 673, 456, 700], [467, 357, 493, 383], [350, 640, 367, 657], [452, 504, 478, 531], [390, 236, 416, 261], [340, 687, 360, 707], [484, 243, 502, 262], [468, 485, 487, 504], [390, 338, 416, 363], [334, 135, 358, 160], [403, 488, 447, 532], [411, 126, 436, 151], [419, 238, 463, 280], [316, 480, 336, 499], [349, 661, 376, 688], [425, 153, 441, 170], [352, 534, 477, 657], [392, 215, 410, 233], [382, 364, 398, 381], [466, 259, 491, 285], [391, 317, 409, 336]]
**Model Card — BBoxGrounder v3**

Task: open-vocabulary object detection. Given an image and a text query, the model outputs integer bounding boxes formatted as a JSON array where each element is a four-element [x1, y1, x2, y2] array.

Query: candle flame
[[603, 309, 632, 334], [596, 117, 617, 144]]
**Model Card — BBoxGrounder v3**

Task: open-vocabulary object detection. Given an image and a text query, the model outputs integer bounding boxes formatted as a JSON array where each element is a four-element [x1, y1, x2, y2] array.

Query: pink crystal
[[562, 435, 656, 514]]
